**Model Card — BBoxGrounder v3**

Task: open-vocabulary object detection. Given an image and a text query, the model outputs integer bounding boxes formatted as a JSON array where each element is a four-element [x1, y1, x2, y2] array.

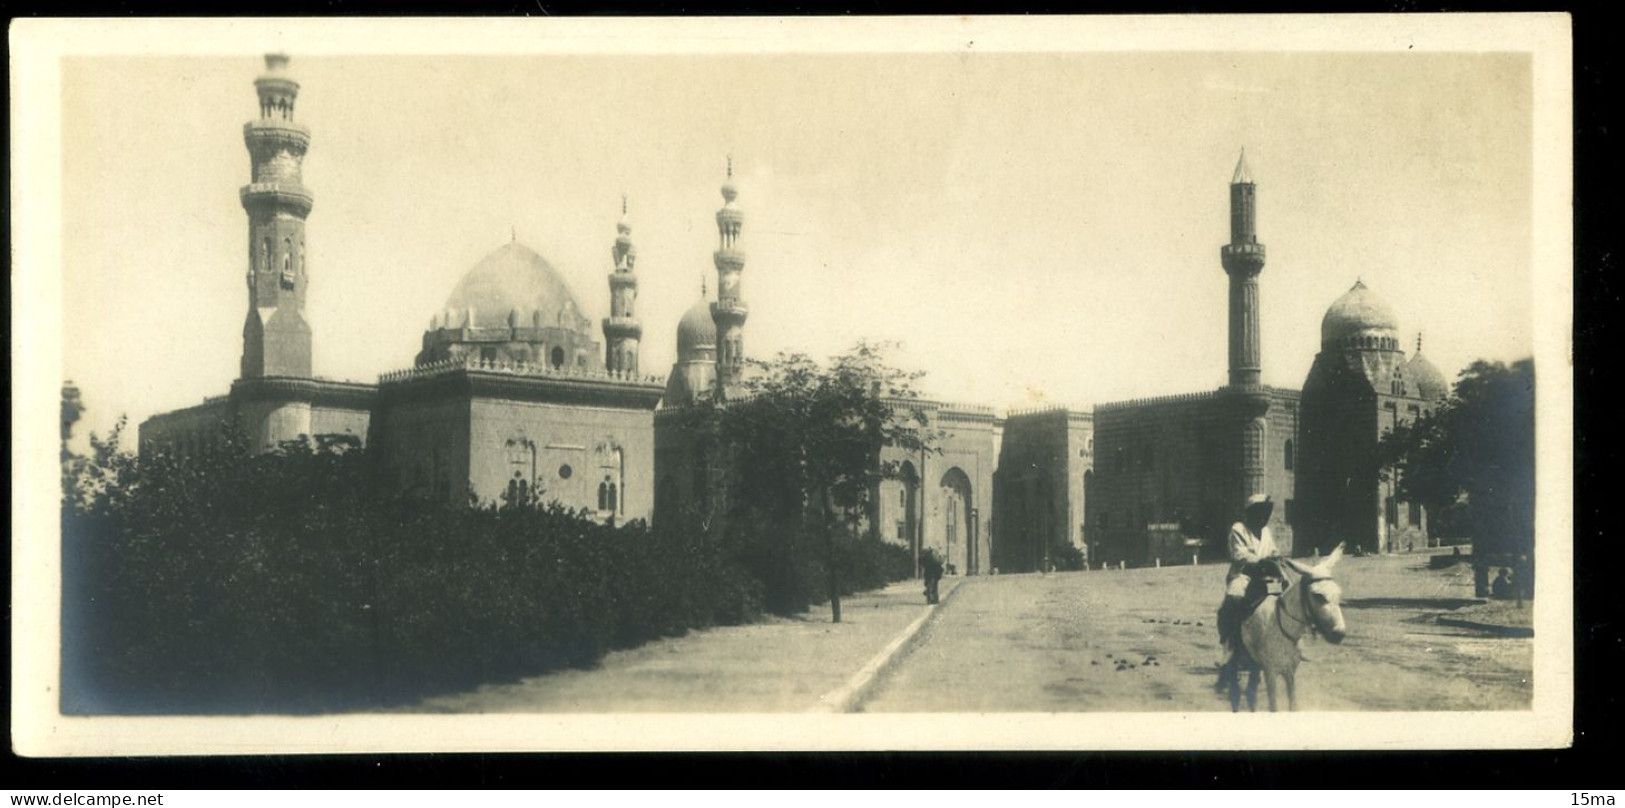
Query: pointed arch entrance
[[939, 467, 975, 575], [896, 460, 922, 574]]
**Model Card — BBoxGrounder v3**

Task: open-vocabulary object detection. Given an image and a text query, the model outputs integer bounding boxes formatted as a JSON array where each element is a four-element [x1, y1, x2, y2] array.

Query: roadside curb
[[810, 577, 965, 713]]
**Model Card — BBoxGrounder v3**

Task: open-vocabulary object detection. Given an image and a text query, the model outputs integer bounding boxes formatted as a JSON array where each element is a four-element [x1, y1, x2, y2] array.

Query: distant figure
[[1452, 547, 1463, 560], [921, 549, 944, 605], [1492, 568, 1515, 600]]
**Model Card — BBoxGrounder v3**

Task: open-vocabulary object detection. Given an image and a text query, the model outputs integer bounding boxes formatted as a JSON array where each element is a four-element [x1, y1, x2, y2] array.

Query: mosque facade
[[138, 54, 1451, 571]]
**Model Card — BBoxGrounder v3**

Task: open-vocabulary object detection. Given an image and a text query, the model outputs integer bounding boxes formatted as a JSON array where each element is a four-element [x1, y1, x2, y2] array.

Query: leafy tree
[[700, 341, 940, 622], [1380, 359, 1536, 591]]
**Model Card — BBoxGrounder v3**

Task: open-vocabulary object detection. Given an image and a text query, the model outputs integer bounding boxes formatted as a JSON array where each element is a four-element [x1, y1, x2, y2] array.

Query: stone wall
[[469, 398, 655, 521], [1089, 388, 1298, 566], [992, 407, 1094, 573]]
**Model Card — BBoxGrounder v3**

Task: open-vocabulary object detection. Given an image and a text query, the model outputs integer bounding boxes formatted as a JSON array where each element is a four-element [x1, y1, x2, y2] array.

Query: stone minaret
[[1221, 149, 1271, 501], [603, 195, 643, 375], [239, 53, 314, 379], [711, 158, 748, 396]]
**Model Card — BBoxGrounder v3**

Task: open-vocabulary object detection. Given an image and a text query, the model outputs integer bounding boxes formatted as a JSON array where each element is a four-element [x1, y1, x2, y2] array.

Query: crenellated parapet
[[379, 354, 665, 387], [1095, 390, 1218, 412]]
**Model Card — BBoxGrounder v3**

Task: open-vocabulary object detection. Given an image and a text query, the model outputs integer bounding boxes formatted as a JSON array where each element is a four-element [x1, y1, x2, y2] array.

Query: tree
[[1380, 359, 1535, 594], [701, 341, 941, 622]]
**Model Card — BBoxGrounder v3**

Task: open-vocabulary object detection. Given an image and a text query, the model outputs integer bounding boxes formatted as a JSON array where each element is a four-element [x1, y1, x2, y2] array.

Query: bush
[[62, 436, 771, 714], [1048, 541, 1085, 571]]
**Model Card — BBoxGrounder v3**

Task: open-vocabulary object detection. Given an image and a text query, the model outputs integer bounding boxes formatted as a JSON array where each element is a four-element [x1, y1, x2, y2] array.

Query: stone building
[[1057, 151, 1304, 567], [1295, 284, 1449, 555], [139, 54, 1452, 571], [140, 54, 665, 521], [992, 407, 1094, 573], [872, 401, 999, 576]]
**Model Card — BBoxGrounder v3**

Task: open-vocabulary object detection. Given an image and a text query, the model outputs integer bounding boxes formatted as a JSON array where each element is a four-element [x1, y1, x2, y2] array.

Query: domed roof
[[1321, 280, 1400, 347], [1405, 344, 1449, 401], [441, 241, 591, 333], [676, 297, 717, 358]]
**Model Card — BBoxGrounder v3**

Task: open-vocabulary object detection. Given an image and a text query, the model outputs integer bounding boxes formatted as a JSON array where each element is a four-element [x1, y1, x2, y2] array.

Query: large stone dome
[[440, 241, 592, 334], [1321, 280, 1400, 349], [676, 298, 717, 358]]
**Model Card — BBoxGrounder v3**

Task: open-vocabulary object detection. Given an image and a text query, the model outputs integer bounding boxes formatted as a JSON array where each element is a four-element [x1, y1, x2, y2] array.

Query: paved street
[[409, 549, 1531, 713], [864, 550, 1532, 712], [411, 578, 952, 713]]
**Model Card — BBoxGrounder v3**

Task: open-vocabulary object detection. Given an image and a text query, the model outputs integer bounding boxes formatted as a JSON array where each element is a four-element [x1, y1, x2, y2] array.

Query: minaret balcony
[[710, 300, 749, 324], [1221, 242, 1266, 259], [240, 182, 314, 216], [243, 120, 311, 152], [602, 317, 643, 339], [1221, 242, 1266, 274], [713, 249, 746, 270], [607, 271, 639, 288]]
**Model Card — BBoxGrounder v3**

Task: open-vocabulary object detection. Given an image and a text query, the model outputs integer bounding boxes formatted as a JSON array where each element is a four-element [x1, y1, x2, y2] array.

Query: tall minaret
[[711, 158, 747, 395], [239, 53, 314, 379], [1221, 149, 1271, 501], [603, 195, 643, 375]]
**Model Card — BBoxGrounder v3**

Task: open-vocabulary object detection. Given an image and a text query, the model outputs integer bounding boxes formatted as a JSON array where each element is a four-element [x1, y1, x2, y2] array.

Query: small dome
[[440, 241, 591, 334], [1321, 280, 1400, 348], [676, 298, 717, 358], [1405, 350, 1449, 401]]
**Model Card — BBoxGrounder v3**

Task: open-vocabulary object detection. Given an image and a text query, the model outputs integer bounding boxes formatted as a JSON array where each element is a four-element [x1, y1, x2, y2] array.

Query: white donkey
[[1230, 544, 1348, 712]]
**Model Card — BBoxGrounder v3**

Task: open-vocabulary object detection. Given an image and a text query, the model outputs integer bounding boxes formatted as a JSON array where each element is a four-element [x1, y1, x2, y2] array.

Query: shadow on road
[[1343, 597, 1482, 610]]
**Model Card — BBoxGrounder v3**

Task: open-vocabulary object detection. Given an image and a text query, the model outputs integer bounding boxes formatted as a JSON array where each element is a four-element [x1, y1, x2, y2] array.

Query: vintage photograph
[[13, 16, 1572, 753]]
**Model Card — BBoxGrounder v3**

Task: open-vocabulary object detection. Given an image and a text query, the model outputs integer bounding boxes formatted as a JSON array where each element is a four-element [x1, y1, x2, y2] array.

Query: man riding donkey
[[1216, 493, 1286, 688]]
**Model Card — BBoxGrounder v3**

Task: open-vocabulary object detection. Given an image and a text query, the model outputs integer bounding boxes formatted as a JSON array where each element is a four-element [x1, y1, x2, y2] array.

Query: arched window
[[550, 347, 565, 368], [608, 483, 618, 512], [598, 481, 608, 511], [1284, 439, 1295, 471]]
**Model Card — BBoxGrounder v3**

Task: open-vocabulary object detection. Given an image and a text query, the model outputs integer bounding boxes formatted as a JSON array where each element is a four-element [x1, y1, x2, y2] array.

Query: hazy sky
[[61, 51, 1532, 440]]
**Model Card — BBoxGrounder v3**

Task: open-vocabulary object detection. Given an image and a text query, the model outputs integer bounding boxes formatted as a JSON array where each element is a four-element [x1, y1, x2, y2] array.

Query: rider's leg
[[1218, 574, 1251, 654]]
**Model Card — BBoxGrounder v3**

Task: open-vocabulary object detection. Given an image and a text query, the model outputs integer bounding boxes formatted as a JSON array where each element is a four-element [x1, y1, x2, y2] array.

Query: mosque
[[138, 54, 1451, 573]]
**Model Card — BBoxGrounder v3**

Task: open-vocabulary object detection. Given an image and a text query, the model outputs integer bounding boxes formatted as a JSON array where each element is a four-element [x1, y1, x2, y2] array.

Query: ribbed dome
[[441, 242, 591, 333], [1405, 351, 1449, 401], [1321, 280, 1400, 347], [676, 298, 717, 358]]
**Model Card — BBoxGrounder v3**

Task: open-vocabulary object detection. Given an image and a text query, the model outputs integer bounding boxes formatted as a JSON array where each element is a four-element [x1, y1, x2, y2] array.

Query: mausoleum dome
[[1405, 349, 1449, 402], [676, 298, 717, 358], [1321, 280, 1400, 349], [439, 241, 592, 335]]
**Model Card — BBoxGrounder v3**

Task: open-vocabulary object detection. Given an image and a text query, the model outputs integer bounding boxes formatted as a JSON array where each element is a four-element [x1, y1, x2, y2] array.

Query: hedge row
[[62, 437, 908, 714]]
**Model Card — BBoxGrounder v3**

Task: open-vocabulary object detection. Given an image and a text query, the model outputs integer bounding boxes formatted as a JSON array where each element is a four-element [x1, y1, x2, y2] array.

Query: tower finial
[[622, 193, 628, 215], [1416, 332, 1423, 353], [511, 225, 516, 243], [727, 154, 733, 178], [701, 274, 707, 298], [1231, 147, 1253, 184]]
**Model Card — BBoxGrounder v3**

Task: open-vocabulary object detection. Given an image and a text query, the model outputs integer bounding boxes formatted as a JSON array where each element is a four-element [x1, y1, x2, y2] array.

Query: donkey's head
[[1284, 544, 1347, 644]]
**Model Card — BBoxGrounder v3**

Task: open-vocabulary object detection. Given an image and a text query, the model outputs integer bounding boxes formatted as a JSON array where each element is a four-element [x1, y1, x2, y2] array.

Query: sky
[[59, 51, 1533, 442]]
